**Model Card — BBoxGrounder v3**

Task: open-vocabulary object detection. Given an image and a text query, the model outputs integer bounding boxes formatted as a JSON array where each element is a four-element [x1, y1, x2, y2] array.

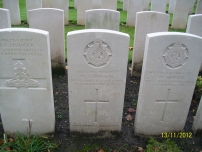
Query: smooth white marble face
[[131, 11, 170, 76], [151, 0, 167, 13], [85, 9, 120, 31], [196, 0, 202, 14], [67, 29, 129, 135], [0, 8, 11, 29], [77, 0, 92, 25], [92, 0, 102, 9], [2, 0, 21, 25], [26, 0, 42, 24], [101, 0, 117, 10], [192, 96, 202, 133], [143, 0, 150, 11], [135, 32, 202, 135], [51, 0, 69, 25], [127, 0, 144, 27], [0, 28, 55, 135], [29, 8, 65, 69]]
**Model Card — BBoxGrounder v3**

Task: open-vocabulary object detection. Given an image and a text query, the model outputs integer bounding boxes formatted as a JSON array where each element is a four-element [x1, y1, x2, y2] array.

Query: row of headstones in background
[[186, 14, 202, 71], [0, 8, 11, 29], [131, 13, 202, 76], [77, 0, 117, 25], [0, 28, 55, 135], [29, 8, 65, 70], [131, 11, 170, 76], [41, 0, 69, 25], [0, 28, 202, 136], [85, 9, 120, 31], [2, 0, 21, 25]]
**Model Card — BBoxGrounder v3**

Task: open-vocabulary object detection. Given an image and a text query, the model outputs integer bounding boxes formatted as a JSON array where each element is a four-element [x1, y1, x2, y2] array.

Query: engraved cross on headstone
[[84, 89, 109, 123], [156, 89, 178, 122]]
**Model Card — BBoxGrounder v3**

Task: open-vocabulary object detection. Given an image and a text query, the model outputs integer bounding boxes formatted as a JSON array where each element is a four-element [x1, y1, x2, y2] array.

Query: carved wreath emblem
[[162, 43, 188, 69], [84, 40, 112, 67]]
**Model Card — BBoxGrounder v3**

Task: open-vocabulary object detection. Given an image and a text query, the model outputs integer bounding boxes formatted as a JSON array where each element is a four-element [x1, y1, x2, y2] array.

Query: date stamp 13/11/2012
[[162, 132, 192, 138]]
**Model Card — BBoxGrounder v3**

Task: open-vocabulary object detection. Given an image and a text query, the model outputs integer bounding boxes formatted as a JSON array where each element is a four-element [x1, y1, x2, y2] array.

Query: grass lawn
[[0, 0, 198, 63]]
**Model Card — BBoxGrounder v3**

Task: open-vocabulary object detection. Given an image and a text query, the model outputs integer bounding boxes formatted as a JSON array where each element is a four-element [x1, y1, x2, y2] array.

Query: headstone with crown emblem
[[67, 29, 129, 136], [0, 28, 55, 135], [134, 32, 202, 135]]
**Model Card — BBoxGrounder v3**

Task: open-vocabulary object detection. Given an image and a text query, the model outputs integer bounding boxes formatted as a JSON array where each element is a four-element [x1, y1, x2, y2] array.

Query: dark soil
[[0, 67, 201, 152]]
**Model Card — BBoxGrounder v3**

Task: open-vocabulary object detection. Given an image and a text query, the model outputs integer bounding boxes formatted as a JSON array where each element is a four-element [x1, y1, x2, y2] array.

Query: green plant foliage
[[196, 76, 202, 90], [0, 133, 58, 152], [145, 138, 182, 152]]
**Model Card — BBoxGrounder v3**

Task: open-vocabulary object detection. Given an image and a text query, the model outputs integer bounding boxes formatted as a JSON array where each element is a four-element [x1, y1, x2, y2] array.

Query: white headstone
[[186, 14, 202, 71], [131, 11, 170, 76], [77, 0, 92, 25], [29, 8, 65, 70], [151, 0, 167, 13], [74, 0, 77, 9], [188, 0, 196, 14], [167, 0, 170, 4], [172, 0, 190, 29], [26, 0, 42, 24], [192, 96, 202, 134], [143, 0, 150, 11], [168, 0, 176, 14], [0, 8, 11, 29], [196, 0, 202, 14], [126, 0, 144, 27], [2, 0, 21, 25], [42, 0, 52, 7], [0, 28, 55, 135], [51, 0, 69, 25], [135, 32, 202, 135], [67, 29, 129, 135], [92, 0, 102, 9], [123, 0, 129, 11], [102, 0, 117, 10], [85, 9, 120, 31]]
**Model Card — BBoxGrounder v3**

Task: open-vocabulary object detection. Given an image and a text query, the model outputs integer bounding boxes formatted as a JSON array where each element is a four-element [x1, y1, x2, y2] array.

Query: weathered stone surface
[[188, 0, 196, 14], [101, 0, 117, 10], [131, 11, 169, 76], [26, 0, 42, 24], [77, 0, 92, 25], [0, 28, 55, 135], [0, 8, 11, 29], [2, 0, 21, 25], [51, 0, 69, 25], [151, 0, 167, 13], [126, 0, 144, 27], [85, 9, 120, 31], [186, 14, 202, 71], [74, 0, 77, 9], [172, 0, 191, 29], [134, 32, 202, 135], [92, 0, 102, 9], [192, 96, 202, 134], [196, 0, 202, 14], [42, 0, 51, 7], [143, 0, 150, 11], [29, 8, 65, 69], [168, 0, 176, 14], [67, 29, 129, 135], [123, 0, 129, 11]]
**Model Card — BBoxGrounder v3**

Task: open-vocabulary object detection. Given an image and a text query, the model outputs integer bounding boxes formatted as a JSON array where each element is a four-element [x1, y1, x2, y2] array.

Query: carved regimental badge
[[6, 61, 39, 88], [162, 43, 188, 69], [84, 40, 112, 67]]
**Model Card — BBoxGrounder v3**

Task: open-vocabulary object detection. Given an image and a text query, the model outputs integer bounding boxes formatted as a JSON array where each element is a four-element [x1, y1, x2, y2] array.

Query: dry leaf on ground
[[128, 108, 136, 112], [126, 114, 133, 121]]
